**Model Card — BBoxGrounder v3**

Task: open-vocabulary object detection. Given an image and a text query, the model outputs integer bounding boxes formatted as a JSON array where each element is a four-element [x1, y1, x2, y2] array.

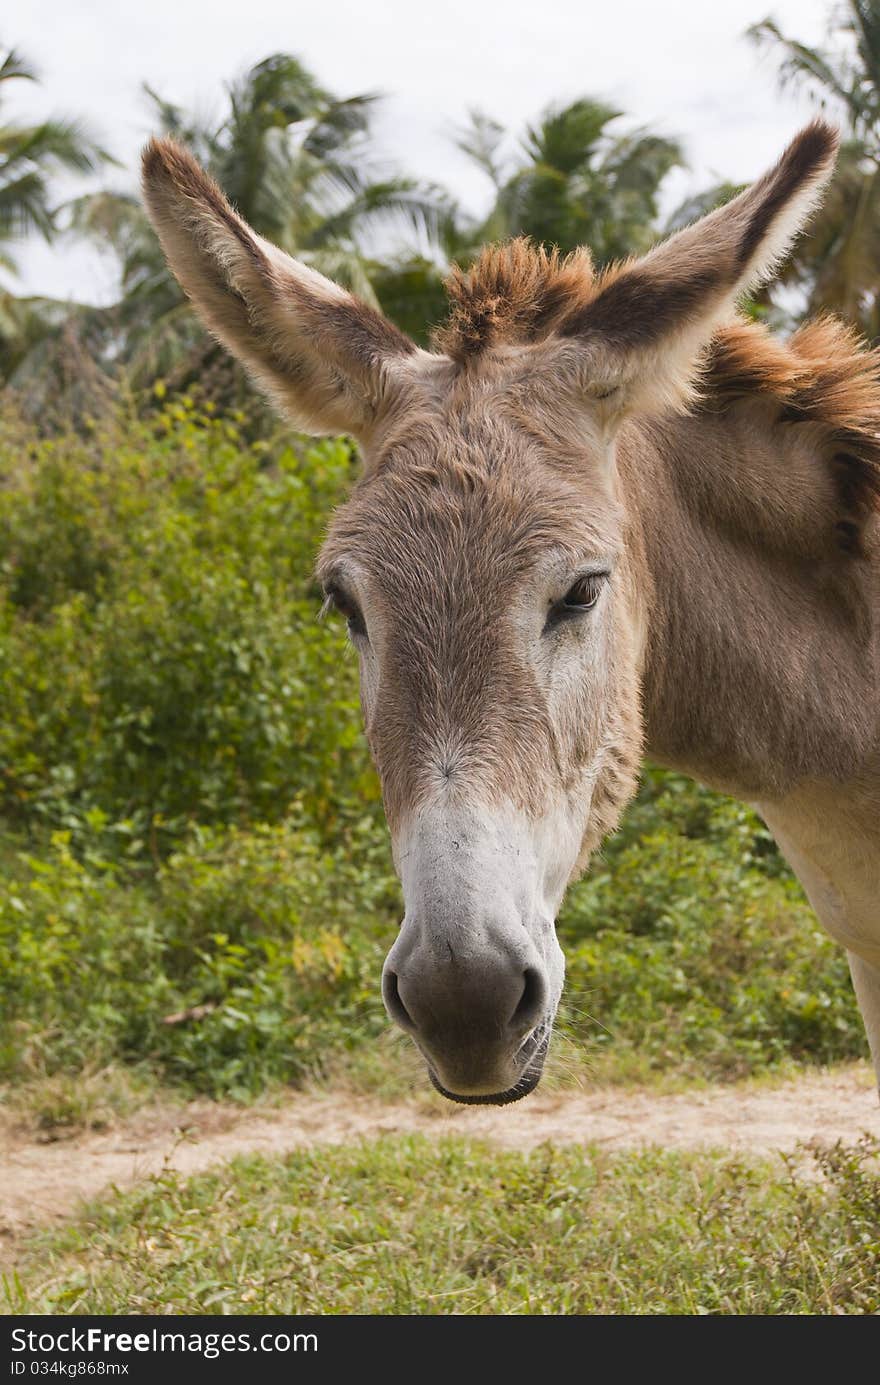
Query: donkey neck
[[620, 403, 880, 800]]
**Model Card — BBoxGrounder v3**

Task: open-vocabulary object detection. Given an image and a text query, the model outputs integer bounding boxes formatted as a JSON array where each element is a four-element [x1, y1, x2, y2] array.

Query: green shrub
[[0, 782, 865, 1097], [0, 830, 164, 1079], [0, 818, 398, 1097], [0, 402, 377, 845], [151, 814, 398, 1095], [558, 774, 864, 1078]]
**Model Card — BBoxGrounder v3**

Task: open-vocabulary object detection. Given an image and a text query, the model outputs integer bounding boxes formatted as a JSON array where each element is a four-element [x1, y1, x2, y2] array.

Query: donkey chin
[[424, 1021, 554, 1106]]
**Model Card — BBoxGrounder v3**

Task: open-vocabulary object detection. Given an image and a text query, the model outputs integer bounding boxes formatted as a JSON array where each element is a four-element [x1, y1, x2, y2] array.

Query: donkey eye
[[323, 584, 368, 640], [563, 575, 604, 609], [544, 572, 608, 632]]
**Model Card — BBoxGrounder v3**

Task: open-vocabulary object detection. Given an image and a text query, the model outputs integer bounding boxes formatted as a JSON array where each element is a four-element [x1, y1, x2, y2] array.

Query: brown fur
[[629, 406, 880, 800], [434, 235, 880, 546], [434, 241, 596, 359], [703, 316, 880, 549], [317, 406, 642, 841], [141, 137, 415, 435], [737, 120, 839, 267]]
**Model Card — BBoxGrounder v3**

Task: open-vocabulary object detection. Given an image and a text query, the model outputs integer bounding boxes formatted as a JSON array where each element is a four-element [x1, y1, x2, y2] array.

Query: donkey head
[[143, 121, 837, 1103]]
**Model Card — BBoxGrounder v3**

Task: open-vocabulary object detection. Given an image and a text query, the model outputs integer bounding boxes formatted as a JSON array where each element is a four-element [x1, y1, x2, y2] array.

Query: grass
[[5, 1134, 880, 1315], [0, 1064, 170, 1141]]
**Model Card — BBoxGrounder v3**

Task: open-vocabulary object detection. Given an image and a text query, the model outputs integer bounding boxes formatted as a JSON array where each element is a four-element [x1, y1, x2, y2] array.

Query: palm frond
[[0, 170, 54, 238], [454, 109, 507, 188], [307, 179, 445, 247], [747, 4, 880, 338], [303, 95, 379, 159], [0, 47, 38, 88], [522, 99, 622, 174], [748, 17, 862, 126]]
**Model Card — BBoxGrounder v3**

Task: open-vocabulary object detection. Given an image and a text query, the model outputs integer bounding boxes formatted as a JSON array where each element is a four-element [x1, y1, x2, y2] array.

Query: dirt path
[[2, 1064, 878, 1243]]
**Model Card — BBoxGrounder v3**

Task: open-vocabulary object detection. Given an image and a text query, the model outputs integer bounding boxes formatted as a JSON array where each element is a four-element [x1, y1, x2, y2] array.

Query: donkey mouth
[[427, 1026, 551, 1106]]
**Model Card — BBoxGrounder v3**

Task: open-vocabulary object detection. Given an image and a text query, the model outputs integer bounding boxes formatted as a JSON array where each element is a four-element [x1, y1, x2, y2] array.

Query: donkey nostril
[[383, 970, 417, 1034], [510, 966, 548, 1033]]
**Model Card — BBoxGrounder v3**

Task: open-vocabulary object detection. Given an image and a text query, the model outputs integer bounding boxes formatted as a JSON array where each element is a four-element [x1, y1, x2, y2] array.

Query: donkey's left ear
[[142, 137, 417, 438], [558, 120, 839, 418]]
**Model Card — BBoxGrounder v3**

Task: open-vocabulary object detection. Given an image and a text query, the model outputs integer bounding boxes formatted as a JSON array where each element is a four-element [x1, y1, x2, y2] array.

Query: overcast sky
[[5, 0, 834, 304]]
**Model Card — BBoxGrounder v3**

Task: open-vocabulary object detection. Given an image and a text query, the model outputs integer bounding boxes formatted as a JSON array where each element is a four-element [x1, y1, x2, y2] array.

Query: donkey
[[142, 120, 880, 1106]]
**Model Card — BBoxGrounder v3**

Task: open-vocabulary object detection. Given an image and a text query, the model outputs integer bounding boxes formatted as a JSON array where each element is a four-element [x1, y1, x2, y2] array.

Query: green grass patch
[[5, 1135, 880, 1314]]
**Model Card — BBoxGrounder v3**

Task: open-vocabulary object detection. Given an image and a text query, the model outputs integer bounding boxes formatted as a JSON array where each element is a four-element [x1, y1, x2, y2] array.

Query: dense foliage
[[0, 400, 371, 839]]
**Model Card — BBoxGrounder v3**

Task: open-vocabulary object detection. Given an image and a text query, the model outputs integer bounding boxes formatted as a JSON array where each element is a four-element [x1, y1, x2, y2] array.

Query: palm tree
[[468, 99, 684, 262], [73, 54, 442, 388], [0, 42, 110, 397], [749, 1, 880, 338], [0, 44, 108, 272]]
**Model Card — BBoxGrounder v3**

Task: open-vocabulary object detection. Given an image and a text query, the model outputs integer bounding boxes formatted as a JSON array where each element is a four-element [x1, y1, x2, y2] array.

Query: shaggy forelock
[[433, 239, 596, 361]]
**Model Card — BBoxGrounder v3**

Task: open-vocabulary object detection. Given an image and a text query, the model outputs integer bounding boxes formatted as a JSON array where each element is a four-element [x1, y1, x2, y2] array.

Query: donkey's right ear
[[141, 137, 417, 438], [556, 120, 839, 420]]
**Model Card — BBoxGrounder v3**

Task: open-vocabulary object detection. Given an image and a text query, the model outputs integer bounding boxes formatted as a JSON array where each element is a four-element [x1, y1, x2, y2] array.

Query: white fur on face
[[392, 798, 576, 969], [385, 799, 570, 1095]]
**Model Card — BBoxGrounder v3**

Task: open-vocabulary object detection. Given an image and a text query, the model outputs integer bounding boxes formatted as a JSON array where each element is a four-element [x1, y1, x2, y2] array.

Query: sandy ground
[[3, 1058, 875, 1246], [2, 1063, 878, 1245]]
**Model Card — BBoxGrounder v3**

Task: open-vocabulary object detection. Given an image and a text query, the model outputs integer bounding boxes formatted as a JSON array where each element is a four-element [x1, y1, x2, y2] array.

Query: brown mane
[[702, 316, 880, 539]]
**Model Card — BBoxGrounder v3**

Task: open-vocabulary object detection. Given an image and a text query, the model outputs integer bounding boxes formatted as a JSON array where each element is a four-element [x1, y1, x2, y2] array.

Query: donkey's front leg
[[848, 953, 880, 1097], [758, 796, 880, 1099]]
